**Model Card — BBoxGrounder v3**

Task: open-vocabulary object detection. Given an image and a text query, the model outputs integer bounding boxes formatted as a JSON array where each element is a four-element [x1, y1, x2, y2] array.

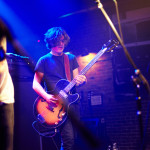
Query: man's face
[[51, 36, 65, 55]]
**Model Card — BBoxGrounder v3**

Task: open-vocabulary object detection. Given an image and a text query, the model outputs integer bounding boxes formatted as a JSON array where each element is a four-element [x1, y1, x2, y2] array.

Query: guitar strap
[[64, 53, 71, 82]]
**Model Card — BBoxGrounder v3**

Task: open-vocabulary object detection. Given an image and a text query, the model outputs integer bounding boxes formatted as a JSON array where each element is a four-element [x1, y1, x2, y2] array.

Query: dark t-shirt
[[35, 53, 79, 92]]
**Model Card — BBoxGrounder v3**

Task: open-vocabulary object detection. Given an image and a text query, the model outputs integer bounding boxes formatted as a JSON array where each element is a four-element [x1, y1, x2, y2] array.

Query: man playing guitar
[[32, 27, 86, 150]]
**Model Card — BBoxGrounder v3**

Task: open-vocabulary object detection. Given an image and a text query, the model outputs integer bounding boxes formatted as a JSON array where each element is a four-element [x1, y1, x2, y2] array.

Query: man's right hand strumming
[[45, 93, 58, 104]]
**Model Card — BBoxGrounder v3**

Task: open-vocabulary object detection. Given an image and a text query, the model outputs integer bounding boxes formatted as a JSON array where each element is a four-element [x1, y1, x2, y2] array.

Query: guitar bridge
[[59, 90, 68, 99]]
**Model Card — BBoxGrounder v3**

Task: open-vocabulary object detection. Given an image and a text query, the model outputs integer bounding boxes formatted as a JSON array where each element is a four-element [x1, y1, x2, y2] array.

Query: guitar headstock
[[102, 39, 119, 52]]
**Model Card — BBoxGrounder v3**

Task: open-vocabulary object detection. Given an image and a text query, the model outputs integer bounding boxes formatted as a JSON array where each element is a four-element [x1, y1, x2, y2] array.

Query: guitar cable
[[32, 121, 57, 137], [32, 121, 60, 150]]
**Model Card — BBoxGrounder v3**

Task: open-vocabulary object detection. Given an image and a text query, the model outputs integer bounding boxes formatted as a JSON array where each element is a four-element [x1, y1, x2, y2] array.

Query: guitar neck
[[79, 47, 107, 75], [64, 47, 108, 93]]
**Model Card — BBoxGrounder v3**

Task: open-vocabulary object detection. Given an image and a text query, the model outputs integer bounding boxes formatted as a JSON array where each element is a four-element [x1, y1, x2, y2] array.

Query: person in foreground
[[0, 19, 15, 150], [32, 27, 87, 150]]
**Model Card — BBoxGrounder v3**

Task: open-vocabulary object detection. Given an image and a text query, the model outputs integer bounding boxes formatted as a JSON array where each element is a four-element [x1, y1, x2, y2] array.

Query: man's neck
[[50, 51, 63, 56]]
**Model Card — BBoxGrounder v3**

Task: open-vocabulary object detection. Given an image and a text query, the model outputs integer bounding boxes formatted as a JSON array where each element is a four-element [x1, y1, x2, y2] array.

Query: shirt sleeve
[[34, 57, 45, 73]]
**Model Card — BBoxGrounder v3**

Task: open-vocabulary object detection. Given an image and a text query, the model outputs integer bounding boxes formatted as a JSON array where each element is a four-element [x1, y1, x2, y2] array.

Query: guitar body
[[33, 79, 79, 129]]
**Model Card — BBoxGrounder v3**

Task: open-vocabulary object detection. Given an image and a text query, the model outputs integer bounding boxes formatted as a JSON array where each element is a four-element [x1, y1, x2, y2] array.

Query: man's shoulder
[[39, 53, 52, 60], [64, 52, 76, 59]]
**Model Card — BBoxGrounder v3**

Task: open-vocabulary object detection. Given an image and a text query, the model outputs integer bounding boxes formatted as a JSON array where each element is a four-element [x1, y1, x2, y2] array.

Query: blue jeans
[[60, 119, 74, 150], [60, 103, 80, 150], [0, 103, 14, 150]]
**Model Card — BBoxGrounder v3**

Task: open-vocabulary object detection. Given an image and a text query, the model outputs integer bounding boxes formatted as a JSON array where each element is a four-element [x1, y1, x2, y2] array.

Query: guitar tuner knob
[[59, 118, 62, 121], [37, 114, 45, 123], [62, 113, 66, 116], [55, 122, 58, 125]]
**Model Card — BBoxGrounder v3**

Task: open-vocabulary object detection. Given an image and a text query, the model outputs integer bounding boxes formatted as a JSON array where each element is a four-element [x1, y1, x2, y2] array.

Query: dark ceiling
[[3, 0, 150, 35], [1, 0, 150, 60]]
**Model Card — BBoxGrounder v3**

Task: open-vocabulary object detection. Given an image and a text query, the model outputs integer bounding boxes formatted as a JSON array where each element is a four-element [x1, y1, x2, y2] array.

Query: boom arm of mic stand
[[96, 0, 150, 94], [113, 0, 124, 43]]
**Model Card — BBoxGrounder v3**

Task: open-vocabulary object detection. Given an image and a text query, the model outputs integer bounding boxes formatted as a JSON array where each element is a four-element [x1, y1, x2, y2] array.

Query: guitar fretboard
[[64, 39, 119, 93], [64, 47, 107, 93]]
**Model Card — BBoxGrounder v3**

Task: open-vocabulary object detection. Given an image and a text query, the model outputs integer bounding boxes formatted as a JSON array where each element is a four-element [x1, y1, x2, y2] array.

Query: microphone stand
[[131, 71, 143, 140], [95, 0, 150, 150]]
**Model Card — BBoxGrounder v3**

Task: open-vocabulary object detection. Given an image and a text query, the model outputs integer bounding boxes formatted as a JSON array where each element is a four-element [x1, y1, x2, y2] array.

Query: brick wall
[[67, 5, 150, 150], [75, 47, 150, 150]]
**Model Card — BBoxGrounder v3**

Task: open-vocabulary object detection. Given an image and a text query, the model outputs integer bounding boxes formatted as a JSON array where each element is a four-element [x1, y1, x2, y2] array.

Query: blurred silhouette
[[0, 18, 15, 150]]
